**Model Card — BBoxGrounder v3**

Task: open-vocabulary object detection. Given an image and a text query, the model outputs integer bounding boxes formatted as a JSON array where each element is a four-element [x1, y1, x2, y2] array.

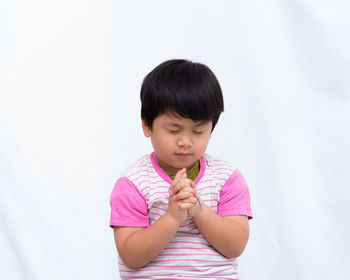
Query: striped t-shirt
[[110, 152, 253, 279]]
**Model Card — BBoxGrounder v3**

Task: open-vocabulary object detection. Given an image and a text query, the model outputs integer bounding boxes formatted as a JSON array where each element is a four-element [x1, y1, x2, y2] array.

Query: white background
[[1, 1, 349, 279]]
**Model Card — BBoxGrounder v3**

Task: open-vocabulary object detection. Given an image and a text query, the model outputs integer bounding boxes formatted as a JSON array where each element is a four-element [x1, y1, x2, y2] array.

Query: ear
[[208, 121, 213, 138], [142, 119, 151, 137]]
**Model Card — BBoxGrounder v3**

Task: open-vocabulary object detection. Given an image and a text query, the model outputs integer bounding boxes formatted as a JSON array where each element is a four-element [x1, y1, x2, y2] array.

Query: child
[[110, 59, 253, 279]]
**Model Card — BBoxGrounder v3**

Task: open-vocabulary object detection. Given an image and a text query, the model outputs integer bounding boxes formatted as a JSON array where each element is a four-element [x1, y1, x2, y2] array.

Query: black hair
[[140, 59, 224, 131]]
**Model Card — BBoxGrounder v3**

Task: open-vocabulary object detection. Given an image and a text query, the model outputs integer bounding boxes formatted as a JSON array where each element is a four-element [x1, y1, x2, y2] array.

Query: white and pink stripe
[[110, 152, 252, 279]]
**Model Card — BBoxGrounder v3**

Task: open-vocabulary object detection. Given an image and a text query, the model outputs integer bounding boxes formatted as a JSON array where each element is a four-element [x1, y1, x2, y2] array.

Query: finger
[[177, 197, 198, 208], [176, 187, 196, 198], [174, 168, 187, 181], [174, 190, 194, 201], [172, 178, 192, 195], [184, 186, 196, 196], [177, 202, 196, 210], [170, 179, 181, 195], [169, 186, 174, 196], [180, 197, 197, 204], [190, 180, 197, 190], [169, 168, 187, 195]]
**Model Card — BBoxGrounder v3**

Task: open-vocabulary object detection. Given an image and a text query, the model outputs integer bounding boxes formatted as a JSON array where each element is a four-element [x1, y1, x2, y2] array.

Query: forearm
[[116, 213, 181, 269], [192, 205, 249, 258]]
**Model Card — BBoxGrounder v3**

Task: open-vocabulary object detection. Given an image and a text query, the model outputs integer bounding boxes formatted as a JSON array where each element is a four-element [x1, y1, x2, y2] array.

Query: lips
[[175, 152, 192, 158]]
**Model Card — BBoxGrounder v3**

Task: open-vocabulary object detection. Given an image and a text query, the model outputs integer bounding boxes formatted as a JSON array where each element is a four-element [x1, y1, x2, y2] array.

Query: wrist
[[188, 201, 204, 218], [191, 203, 207, 220], [163, 212, 185, 226]]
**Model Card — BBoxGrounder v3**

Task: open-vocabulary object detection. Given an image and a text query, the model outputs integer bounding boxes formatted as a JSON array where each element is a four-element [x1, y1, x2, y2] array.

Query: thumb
[[174, 168, 187, 181]]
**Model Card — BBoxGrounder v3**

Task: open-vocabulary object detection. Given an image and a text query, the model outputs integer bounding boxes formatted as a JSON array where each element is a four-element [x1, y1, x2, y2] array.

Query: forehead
[[157, 112, 211, 127]]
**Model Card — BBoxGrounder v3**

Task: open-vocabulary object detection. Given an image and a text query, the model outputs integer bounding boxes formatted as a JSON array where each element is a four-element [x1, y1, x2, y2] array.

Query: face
[[142, 112, 212, 175]]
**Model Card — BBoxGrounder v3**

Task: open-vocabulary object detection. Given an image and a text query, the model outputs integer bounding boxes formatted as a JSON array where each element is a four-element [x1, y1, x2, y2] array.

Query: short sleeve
[[109, 177, 150, 228], [217, 169, 253, 219]]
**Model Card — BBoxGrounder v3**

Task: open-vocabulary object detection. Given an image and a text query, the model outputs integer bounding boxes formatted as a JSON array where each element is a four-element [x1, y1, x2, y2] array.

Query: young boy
[[110, 59, 253, 279]]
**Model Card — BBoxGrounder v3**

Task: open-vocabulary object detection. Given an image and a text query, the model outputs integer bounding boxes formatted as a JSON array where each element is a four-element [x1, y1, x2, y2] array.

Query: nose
[[177, 133, 192, 148]]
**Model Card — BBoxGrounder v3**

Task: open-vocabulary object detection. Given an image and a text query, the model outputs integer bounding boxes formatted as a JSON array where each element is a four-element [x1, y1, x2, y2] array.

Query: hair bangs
[[141, 59, 224, 130]]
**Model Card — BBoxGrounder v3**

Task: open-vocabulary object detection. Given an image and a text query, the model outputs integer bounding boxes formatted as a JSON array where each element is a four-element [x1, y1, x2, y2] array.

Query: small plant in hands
[[169, 168, 202, 218]]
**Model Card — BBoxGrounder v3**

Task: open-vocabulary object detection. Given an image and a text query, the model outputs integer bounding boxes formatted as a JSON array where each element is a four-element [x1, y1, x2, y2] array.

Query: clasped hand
[[167, 168, 202, 222]]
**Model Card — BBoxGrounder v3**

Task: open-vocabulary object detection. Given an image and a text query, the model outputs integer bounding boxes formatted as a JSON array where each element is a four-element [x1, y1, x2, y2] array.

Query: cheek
[[195, 138, 210, 152], [152, 134, 173, 151]]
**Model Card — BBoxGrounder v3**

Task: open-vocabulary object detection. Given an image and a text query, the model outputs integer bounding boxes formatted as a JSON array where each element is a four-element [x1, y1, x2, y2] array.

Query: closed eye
[[193, 131, 203, 135]]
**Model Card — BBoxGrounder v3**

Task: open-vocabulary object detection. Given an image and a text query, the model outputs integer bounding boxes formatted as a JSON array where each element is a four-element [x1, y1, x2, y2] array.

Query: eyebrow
[[163, 121, 209, 128], [194, 121, 209, 127], [163, 122, 182, 128]]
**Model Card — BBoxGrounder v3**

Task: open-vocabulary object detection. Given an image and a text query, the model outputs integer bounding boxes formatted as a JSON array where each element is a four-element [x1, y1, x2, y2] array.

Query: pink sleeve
[[217, 169, 253, 219], [109, 177, 150, 228]]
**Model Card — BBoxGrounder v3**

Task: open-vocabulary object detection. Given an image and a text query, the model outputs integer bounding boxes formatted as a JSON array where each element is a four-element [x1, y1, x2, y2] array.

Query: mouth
[[175, 153, 193, 158]]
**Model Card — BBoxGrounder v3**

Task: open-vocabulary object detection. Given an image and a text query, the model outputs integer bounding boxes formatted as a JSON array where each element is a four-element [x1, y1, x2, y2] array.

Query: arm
[[173, 190, 249, 259], [114, 210, 181, 270], [114, 169, 196, 269], [192, 206, 249, 258], [172, 170, 251, 259]]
